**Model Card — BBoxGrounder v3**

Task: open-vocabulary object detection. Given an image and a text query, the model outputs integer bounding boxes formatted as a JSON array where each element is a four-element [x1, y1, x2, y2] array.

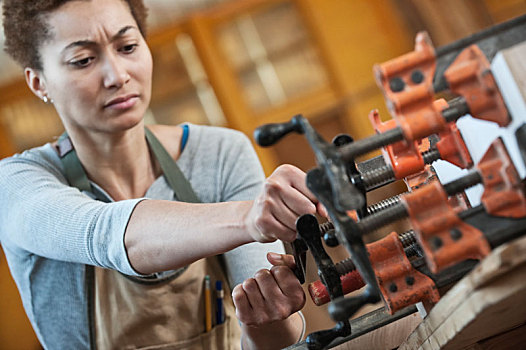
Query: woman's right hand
[[244, 164, 326, 243]]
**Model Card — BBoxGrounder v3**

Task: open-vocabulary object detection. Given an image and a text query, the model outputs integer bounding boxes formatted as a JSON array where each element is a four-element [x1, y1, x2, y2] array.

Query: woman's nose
[[102, 54, 130, 88]]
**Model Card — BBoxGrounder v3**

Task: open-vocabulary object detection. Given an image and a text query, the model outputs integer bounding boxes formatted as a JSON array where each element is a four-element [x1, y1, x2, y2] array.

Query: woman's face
[[30, 0, 153, 135]]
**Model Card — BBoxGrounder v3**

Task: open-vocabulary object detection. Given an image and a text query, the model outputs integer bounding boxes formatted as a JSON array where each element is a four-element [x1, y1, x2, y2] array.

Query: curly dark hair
[[2, 0, 148, 70]]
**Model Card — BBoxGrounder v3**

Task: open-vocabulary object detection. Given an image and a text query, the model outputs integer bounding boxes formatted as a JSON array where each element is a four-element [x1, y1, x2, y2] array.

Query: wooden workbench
[[398, 234, 526, 350]]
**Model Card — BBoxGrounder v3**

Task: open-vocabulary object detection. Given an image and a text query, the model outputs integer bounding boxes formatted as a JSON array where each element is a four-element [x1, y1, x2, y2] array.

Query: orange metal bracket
[[374, 32, 446, 142], [444, 45, 510, 127], [368, 232, 440, 314], [435, 122, 473, 169], [403, 181, 490, 273], [478, 138, 526, 218], [369, 109, 424, 179], [369, 98, 472, 179]]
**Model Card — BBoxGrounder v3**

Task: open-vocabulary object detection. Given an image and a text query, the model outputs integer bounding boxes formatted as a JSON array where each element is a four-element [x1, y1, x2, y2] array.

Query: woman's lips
[[104, 95, 139, 110]]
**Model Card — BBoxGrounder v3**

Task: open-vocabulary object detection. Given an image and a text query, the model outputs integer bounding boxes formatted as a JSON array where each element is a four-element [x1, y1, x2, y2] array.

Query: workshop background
[[0, 0, 525, 349]]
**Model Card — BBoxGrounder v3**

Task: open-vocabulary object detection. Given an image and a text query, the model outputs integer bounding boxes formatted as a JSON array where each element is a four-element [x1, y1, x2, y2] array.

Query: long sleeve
[[0, 145, 144, 275]]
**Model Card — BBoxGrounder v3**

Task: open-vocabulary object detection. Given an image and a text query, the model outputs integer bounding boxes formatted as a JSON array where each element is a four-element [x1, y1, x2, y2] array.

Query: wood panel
[[400, 235, 526, 350]]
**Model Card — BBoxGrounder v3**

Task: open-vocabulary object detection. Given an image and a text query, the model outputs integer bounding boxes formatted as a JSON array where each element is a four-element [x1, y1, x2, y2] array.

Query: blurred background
[[0, 0, 525, 348]]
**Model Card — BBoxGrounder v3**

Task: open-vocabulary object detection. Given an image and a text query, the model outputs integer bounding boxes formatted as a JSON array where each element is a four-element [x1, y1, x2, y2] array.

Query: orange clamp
[[435, 122, 473, 169], [369, 98, 472, 179], [444, 45, 510, 127], [369, 109, 424, 179], [374, 32, 446, 142], [367, 232, 439, 314], [403, 181, 490, 273], [478, 138, 526, 218]]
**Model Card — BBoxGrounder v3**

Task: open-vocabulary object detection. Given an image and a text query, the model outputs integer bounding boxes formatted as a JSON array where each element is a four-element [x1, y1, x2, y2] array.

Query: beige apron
[[92, 257, 241, 350], [58, 128, 242, 350]]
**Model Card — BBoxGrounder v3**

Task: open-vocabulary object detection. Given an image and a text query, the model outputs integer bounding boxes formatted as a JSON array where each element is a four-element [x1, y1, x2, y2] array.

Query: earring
[[42, 96, 54, 104]]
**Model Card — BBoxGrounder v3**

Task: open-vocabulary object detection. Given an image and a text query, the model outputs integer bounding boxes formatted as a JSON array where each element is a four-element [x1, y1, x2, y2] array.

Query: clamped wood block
[[367, 232, 440, 314], [445, 45, 510, 127], [374, 32, 446, 142], [479, 138, 526, 218], [403, 181, 491, 274]]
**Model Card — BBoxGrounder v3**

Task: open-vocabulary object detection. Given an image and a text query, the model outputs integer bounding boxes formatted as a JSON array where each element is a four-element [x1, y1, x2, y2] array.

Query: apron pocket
[[132, 317, 232, 350]]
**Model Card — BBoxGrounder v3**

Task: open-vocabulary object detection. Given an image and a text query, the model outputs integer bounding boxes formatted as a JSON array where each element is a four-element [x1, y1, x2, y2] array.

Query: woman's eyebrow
[[61, 25, 138, 53]]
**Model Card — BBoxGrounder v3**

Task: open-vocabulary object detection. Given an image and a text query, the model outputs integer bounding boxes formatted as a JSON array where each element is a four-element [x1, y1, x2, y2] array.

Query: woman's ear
[[25, 67, 48, 101]]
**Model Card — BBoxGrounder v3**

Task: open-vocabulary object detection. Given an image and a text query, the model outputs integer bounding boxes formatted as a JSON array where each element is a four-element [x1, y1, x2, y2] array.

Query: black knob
[[253, 115, 304, 147]]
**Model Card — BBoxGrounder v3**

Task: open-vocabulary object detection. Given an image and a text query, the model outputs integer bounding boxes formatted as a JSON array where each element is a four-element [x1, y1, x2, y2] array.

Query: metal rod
[[339, 97, 470, 162]]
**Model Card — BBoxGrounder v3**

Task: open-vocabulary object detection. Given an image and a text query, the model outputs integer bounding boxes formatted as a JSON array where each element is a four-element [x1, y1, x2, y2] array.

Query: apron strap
[[57, 133, 92, 192], [144, 127, 200, 203], [56, 127, 200, 203]]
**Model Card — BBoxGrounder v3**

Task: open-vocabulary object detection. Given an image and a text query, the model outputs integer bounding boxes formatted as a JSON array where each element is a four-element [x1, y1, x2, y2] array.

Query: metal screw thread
[[367, 194, 403, 216], [319, 221, 334, 235], [422, 148, 441, 164], [399, 230, 420, 258], [318, 194, 405, 237], [334, 258, 356, 275], [358, 203, 409, 234], [362, 165, 396, 191], [333, 229, 418, 276], [398, 229, 416, 248]]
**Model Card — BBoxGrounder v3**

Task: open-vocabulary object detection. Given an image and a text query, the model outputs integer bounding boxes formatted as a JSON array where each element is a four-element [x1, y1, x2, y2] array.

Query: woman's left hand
[[232, 252, 305, 326]]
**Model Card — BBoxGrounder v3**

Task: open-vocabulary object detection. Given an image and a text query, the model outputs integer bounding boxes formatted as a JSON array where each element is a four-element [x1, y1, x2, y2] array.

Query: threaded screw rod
[[361, 145, 442, 190], [332, 229, 419, 276]]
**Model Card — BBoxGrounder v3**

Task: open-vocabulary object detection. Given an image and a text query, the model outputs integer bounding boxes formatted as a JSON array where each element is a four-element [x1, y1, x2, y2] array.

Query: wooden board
[[333, 311, 422, 350], [400, 234, 526, 350]]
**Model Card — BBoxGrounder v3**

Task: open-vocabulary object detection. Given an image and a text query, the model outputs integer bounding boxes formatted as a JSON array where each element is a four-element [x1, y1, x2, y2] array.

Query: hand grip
[[253, 115, 304, 147]]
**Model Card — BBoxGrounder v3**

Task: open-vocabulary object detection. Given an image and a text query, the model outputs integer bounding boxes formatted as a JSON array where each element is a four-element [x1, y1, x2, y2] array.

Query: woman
[[0, 0, 324, 349]]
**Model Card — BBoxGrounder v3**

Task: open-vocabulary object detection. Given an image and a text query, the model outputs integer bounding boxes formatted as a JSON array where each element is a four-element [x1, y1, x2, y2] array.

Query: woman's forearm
[[124, 164, 321, 275], [124, 199, 255, 274]]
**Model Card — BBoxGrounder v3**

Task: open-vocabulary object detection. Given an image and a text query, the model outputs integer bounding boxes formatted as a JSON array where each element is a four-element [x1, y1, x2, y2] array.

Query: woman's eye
[[69, 57, 93, 68], [120, 44, 138, 54]]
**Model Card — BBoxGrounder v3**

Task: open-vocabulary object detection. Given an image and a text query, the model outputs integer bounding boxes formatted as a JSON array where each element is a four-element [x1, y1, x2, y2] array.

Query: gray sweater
[[0, 124, 284, 349]]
